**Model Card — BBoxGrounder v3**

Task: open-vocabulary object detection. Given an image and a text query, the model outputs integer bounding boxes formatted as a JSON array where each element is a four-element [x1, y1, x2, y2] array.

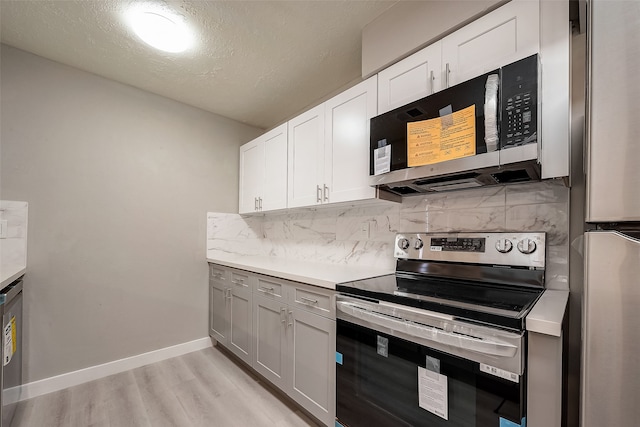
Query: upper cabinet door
[[442, 0, 539, 87], [239, 138, 264, 214], [288, 105, 325, 209], [324, 76, 377, 204], [377, 42, 442, 114], [262, 124, 288, 212]]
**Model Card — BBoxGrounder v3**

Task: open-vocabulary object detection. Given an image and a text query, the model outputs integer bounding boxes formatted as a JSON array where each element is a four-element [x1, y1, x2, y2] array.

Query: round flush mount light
[[126, 5, 194, 53]]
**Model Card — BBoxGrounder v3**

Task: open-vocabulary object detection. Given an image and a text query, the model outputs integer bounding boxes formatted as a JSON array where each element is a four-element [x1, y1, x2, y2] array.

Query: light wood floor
[[11, 345, 321, 427]]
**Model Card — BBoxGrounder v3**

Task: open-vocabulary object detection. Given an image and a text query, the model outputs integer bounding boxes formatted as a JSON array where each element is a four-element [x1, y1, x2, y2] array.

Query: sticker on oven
[[480, 363, 520, 383], [430, 246, 442, 252], [418, 366, 448, 420]]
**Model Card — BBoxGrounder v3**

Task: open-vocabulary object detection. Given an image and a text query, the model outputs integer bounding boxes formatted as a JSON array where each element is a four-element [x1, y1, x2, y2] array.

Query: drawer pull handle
[[300, 296, 319, 305], [288, 310, 293, 327], [281, 308, 286, 324], [232, 279, 245, 285], [258, 286, 275, 293]]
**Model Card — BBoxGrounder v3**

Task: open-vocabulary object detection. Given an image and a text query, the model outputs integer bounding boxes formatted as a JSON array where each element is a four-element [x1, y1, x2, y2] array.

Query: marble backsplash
[[207, 180, 569, 290], [0, 201, 29, 274]]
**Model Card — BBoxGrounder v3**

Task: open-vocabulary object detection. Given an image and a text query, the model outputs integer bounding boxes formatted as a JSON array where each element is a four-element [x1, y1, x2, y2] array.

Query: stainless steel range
[[335, 232, 545, 427]]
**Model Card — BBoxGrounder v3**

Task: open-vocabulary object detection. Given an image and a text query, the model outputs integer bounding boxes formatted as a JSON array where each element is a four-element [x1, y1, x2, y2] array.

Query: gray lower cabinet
[[254, 294, 288, 390], [208, 265, 253, 366], [209, 263, 336, 427], [288, 306, 336, 426]]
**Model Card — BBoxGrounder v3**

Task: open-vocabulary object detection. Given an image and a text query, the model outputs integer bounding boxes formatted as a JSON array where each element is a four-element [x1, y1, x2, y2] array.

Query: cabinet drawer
[[209, 264, 227, 282], [254, 276, 287, 301], [230, 270, 251, 289], [289, 285, 335, 318]]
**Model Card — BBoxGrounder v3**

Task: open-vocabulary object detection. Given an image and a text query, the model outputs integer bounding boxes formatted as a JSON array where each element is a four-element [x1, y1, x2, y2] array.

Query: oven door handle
[[337, 301, 518, 358]]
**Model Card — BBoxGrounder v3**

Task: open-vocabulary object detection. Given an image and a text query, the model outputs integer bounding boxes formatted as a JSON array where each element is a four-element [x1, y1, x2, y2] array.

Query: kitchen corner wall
[[208, 179, 569, 290], [0, 45, 263, 383]]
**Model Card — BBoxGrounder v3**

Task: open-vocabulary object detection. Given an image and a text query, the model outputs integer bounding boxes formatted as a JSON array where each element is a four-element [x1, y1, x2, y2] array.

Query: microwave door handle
[[337, 301, 518, 358]]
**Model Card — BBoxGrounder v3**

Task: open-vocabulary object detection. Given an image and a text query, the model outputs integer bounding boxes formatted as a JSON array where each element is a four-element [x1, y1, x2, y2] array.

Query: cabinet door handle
[[288, 310, 293, 327], [258, 197, 262, 211], [280, 308, 286, 324], [225, 288, 232, 300], [254, 197, 258, 211], [300, 296, 319, 305], [323, 185, 329, 202], [316, 185, 322, 203], [430, 70, 435, 94], [445, 63, 450, 88]]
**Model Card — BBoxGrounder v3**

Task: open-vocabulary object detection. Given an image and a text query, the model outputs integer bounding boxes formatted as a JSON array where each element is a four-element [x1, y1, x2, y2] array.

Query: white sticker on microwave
[[418, 366, 448, 420], [480, 363, 520, 383], [373, 145, 391, 175]]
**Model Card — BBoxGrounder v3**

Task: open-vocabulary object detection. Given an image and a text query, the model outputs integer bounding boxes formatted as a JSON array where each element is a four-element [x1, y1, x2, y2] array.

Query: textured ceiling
[[0, 0, 395, 129]]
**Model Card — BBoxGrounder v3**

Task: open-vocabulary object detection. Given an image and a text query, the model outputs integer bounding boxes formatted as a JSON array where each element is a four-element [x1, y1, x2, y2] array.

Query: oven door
[[336, 296, 527, 427]]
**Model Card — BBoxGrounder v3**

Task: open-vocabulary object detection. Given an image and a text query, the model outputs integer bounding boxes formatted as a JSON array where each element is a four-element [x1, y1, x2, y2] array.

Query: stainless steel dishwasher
[[0, 279, 23, 427]]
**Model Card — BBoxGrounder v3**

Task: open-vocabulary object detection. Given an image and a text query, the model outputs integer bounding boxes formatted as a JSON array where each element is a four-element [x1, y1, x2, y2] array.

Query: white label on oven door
[[480, 363, 520, 383], [373, 145, 391, 176], [418, 366, 448, 420], [430, 246, 442, 252]]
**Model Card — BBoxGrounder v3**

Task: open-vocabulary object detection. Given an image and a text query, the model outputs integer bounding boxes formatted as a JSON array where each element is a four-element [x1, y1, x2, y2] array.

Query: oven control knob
[[495, 239, 513, 253], [517, 238, 537, 254], [414, 238, 424, 250], [397, 238, 410, 250]]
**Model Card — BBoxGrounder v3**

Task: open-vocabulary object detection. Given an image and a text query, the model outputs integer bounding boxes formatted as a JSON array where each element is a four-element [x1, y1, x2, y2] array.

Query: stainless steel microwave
[[369, 54, 541, 195]]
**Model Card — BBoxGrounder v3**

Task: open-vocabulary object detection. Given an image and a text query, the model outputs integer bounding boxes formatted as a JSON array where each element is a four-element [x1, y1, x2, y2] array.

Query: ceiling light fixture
[[126, 5, 194, 53]]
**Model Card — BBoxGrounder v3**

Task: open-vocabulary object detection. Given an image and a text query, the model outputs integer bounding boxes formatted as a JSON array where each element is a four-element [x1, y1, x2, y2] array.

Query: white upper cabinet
[[324, 76, 378, 204], [377, 42, 442, 114], [239, 123, 288, 214], [288, 76, 378, 209], [441, 0, 540, 87], [287, 105, 325, 209]]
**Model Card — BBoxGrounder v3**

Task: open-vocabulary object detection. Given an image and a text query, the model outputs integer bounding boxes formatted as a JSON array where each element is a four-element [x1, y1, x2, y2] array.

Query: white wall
[[0, 45, 262, 383]]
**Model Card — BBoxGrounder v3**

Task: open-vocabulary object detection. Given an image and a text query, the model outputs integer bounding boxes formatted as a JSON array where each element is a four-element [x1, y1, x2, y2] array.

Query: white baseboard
[[16, 337, 212, 401]]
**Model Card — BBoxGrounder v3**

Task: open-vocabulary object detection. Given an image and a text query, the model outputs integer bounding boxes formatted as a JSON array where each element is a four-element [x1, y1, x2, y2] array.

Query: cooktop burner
[[338, 232, 546, 331]]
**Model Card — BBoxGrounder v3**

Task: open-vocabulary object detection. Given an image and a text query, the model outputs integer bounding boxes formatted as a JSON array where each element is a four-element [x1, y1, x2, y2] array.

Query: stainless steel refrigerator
[[582, 1, 640, 426]]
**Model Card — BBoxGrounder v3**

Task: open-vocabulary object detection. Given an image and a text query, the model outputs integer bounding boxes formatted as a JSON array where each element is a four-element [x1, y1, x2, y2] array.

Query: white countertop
[[1, 264, 26, 289], [526, 289, 569, 337], [207, 255, 394, 289]]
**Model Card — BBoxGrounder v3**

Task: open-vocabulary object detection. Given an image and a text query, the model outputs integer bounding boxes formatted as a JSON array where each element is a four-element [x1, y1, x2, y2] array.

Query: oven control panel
[[395, 232, 545, 268]]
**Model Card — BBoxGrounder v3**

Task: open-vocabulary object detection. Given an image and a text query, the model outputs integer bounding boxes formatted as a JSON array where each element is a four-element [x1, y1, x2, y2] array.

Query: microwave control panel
[[501, 54, 538, 149]]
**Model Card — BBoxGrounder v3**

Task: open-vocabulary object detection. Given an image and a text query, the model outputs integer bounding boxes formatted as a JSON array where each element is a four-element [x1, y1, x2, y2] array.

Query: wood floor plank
[[12, 345, 323, 427], [133, 364, 193, 427]]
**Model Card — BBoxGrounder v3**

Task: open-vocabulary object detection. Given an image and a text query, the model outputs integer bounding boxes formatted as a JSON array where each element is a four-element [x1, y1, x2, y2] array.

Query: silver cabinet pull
[[430, 70, 435, 94], [257, 286, 275, 293], [213, 273, 224, 280], [288, 310, 293, 327], [225, 288, 232, 300], [254, 197, 258, 211], [323, 184, 329, 202], [445, 63, 450, 88], [231, 278, 245, 286], [300, 296, 319, 305], [258, 197, 262, 211], [280, 308, 286, 324], [316, 185, 322, 203]]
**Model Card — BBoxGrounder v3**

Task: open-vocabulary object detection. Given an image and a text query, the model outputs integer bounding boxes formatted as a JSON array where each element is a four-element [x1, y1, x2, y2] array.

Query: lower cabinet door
[[210, 280, 229, 345], [253, 295, 288, 390], [288, 307, 336, 427], [228, 286, 253, 366]]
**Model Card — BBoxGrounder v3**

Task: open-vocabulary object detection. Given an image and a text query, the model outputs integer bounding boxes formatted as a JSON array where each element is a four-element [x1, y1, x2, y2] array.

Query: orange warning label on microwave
[[407, 105, 476, 167]]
